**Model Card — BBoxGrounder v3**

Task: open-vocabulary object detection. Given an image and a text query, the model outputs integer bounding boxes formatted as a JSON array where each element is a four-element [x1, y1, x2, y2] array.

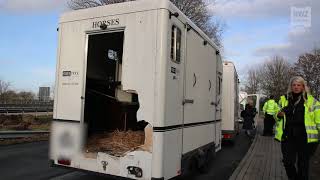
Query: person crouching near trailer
[[241, 102, 257, 139], [262, 95, 278, 136], [275, 76, 320, 180]]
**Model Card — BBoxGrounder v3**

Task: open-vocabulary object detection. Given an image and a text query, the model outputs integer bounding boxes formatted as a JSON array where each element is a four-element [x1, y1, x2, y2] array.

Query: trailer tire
[[198, 159, 210, 173], [196, 149, 211, 173], [188, 156, 198, 173]]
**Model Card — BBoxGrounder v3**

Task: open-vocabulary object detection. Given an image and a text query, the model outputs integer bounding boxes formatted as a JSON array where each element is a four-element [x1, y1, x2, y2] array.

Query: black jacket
[[282, 93, 307, 141], [241, 105, 257, 130]]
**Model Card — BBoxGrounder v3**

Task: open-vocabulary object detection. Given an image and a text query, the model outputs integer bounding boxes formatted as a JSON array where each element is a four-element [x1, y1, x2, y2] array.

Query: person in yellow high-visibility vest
[[263, 95, 278, 136], [275, 76, 319, 180]]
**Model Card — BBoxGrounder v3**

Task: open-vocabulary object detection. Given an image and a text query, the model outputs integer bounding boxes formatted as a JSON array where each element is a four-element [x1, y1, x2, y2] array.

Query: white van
[[221, 61, 240, 141], [49, 0, 222, 179]]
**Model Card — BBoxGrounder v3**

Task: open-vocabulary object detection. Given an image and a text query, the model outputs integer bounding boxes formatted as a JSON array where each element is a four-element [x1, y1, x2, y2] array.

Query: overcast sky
[[0, 0, 319, 92], [210, 0, 320, 78]]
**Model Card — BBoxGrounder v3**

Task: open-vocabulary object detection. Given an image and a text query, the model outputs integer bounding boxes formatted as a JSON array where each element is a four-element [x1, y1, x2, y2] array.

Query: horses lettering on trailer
[[92, 19, 120, 29]]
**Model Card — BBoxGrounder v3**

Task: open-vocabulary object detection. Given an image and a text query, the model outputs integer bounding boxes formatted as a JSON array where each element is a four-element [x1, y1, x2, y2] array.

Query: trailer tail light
[[177, 169, 182, 175], [223, 134, 232, 139], [58, 159, 71, 166]]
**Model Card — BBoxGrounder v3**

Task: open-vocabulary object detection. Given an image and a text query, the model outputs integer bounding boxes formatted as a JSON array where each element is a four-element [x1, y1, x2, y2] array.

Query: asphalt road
[[0, 131, 49, 139], [174, 130, 253, 180], [0, 130, 252, 180], [0, 142, 71, 180]]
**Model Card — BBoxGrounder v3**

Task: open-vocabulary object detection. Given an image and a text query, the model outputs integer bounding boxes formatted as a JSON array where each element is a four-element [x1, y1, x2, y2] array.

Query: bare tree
[[0, 80, 10, 102], [0, 90, 18, 103], [51, 84, 55, 99], [294, 49, 320, 98], [68, 0, 132, 9], [18, 91, 36, 102], [68, 0, 224, 47], [244, 68, 260, 94], [258, 56, 294, 100], [0, 80, 38, 103], [1, 90, 37, 104], [170, 0, 224, 46]]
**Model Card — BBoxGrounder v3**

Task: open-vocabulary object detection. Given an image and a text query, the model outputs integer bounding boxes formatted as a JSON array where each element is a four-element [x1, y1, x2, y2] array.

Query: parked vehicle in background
[[49, 0, 223, 180], [239, 91, 248, 111], [238, 91, 248, 124], [221, 61, 240, 141]]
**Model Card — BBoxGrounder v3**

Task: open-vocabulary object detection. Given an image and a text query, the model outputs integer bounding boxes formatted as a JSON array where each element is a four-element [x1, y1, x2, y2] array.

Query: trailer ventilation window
[[170, 25, 181, 63]]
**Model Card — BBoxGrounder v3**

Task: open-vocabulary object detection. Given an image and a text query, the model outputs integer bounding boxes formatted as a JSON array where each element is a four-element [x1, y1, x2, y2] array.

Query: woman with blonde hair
[[276, 76, 320, 180]]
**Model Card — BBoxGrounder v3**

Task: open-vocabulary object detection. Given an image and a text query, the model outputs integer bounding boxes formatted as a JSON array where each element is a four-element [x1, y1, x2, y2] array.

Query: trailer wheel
[[199, 149, 213, 173], [229, 138, 236, 145], [198, 160, 210, 173], [189, 156, 198, 173], [195, 149, 211, 173]]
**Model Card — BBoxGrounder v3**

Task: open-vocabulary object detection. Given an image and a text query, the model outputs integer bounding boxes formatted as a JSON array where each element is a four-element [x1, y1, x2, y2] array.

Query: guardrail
[[0, 102, 53, 114], [0, 131, 50, 139], [0, 107, 53, 114]]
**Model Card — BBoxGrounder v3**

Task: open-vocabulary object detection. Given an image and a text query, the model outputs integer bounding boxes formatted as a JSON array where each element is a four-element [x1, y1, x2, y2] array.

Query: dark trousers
[[263, 114, 275, 135], [281, 140, 318, 180]]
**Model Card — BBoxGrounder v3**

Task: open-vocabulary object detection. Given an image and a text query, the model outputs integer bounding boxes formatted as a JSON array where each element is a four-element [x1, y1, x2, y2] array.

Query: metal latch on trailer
[[183, 99, 194, 105], [101, 161, 108, 171]]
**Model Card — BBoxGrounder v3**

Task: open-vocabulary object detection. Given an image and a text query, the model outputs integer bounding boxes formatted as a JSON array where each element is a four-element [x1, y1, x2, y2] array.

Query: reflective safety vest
[[274, 94, 320, 143], [263, 99, 278, 115]]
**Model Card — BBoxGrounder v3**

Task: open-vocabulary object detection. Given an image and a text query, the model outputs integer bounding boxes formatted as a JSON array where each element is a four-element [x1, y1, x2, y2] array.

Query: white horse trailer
[[221, 61, 240, 141], [49, 0, 223, 179]]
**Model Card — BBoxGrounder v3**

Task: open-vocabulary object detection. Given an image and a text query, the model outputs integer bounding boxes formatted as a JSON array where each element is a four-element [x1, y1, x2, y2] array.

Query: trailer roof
[[223, 61, 238, 77], [60, 0, 220, 50], [223, 61, 235, 66]]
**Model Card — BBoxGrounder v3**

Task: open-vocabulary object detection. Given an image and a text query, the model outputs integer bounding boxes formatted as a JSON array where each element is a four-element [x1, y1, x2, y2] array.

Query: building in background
[[38, 87, 50, 101]]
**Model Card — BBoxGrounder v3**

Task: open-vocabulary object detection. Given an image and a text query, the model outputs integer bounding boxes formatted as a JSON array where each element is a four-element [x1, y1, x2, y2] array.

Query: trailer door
[[55, 23, 87, 121], [182, 28, 213, 154]]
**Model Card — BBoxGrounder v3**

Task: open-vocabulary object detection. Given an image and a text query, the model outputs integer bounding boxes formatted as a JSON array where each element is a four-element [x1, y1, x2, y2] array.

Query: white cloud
[[254, 18, 320, 61], [211, 0, 314, 19], [0, 0, 68, 12], [254, 43, 291, 57], [223, 49, 241, 57], [213, 0, 320, 63], [30, 66, 55, 78]]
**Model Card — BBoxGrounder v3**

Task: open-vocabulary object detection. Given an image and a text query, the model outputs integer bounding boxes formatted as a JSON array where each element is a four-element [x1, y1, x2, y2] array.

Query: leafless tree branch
[[258, 56, 294, 100], [0, 79, 10, 96], [294, 49, 320, 98], [245, 56, 294, 100], [244, 68, 260, 94]]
